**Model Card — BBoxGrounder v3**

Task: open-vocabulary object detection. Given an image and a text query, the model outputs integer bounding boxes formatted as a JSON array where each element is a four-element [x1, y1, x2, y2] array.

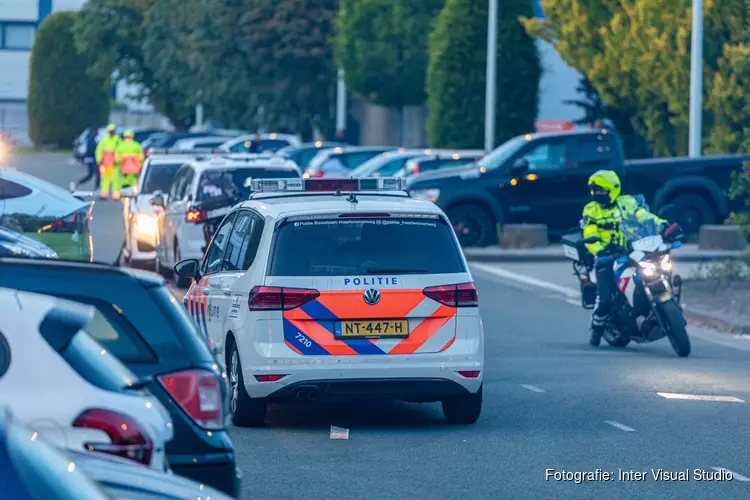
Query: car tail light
[[247, 286, 319, 310], [310, 170, 325, 178], [51, 211, 88, 231], [158, 369, 224, 430], [410, 163, 421, 174], [72, 409, 153, 466], [423, 282, 478, 307], [186, 209, 206, 223], [254, 374, 287, 382], [457, 371, 480, 378]]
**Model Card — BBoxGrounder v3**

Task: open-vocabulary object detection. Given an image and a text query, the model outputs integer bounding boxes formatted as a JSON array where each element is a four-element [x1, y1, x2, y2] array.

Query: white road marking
[[657, 392, 745, 403], [470, 263, 579, 298], [604, 420, 636, 432], [711, 468, 750, 481], [520, 384, 545, 393]]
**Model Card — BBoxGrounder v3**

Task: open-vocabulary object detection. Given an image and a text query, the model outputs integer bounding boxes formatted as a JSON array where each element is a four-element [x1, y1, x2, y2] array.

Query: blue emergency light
[[250, 177, 407, 193]]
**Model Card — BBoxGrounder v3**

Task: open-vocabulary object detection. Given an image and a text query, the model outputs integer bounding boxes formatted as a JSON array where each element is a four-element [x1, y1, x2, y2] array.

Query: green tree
[[74, 0, 194, 129], [521, 0, 749, 157], [335, 0, 444, 108], [240, 0, 339, 139], [426, 0, 541, 149], [28, 11, 109, 147]]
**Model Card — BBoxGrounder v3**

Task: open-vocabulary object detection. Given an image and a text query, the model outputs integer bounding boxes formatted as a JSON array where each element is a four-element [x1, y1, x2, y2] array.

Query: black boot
[[589, 325, 603, 347]]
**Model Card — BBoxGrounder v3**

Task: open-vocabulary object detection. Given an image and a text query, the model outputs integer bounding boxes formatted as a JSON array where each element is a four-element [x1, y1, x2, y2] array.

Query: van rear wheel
[[442, 385, 482, 424]]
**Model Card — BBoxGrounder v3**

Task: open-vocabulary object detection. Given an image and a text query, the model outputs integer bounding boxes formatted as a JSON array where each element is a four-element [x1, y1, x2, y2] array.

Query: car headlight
[[409, 188, 440, 202], [134, 214, 158, 234]]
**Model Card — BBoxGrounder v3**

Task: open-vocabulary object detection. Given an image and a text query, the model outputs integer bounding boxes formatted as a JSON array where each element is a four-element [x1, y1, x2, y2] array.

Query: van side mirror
[[511, 158, 529, 177], [174, 258, 200, 280], [150, 194, 165, 207]]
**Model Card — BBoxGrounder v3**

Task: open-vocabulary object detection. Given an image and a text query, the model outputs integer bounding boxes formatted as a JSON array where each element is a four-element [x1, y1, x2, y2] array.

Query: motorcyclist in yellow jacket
[[116, 130, 144, 190], [95, 124, 122, 200], [582, 170, 682, 347]]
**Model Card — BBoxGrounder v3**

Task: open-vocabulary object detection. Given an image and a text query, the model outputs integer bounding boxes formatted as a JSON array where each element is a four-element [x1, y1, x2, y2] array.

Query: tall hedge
[[28, 11, 109, 148], [426, 0, 541, 149]]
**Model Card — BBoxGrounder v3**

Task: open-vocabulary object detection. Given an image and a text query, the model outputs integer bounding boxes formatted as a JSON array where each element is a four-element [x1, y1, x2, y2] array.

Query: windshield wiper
[[365, 268, 428, 274]]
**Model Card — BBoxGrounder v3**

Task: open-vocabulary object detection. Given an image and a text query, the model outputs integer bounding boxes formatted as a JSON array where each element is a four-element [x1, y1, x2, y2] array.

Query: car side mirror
[[174, 258, 200, 280], [150, 194, 165, 207], [511, 158, 529, 177]]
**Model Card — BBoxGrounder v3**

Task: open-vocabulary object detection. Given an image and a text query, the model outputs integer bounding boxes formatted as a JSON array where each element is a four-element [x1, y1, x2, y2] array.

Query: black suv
[[0, 258, 239, 497]]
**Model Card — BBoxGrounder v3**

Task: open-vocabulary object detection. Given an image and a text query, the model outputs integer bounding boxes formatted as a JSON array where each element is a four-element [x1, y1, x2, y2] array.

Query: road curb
[[464, 251, 741, 264], [681, 308, 750, 335]]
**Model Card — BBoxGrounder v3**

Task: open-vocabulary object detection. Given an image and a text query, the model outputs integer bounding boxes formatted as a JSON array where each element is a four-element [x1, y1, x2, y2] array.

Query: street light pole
[[688, 0, 703, 157], [484, 0, 498, 152]]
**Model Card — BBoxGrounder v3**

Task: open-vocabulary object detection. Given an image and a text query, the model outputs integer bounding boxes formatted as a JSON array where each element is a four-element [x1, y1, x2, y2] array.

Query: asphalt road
[[8, 153, 750, 499]]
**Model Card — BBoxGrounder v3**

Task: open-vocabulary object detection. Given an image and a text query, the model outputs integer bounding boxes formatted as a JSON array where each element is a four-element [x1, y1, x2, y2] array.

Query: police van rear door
[[262, 213, 473, 356]]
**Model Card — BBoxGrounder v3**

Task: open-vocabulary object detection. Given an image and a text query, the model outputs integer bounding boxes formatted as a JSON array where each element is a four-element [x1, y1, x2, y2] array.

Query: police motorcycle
[[562, 212, 690, 357]]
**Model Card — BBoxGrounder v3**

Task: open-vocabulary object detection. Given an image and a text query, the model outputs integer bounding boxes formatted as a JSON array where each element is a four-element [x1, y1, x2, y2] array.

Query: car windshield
[[197, 167, 299, 200], [141, 162, 184, 194], [269, 216, 466, 276], [476, 135, 529, 171]]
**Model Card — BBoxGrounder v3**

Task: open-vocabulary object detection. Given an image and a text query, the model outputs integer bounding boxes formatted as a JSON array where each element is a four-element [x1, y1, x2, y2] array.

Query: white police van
[[174, 177, 485, 426]]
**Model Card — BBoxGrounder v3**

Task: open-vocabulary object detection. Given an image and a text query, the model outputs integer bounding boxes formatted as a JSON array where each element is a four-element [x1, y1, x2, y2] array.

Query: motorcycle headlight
[[660, 254, 672, 271], [638, 260, 658, 276], [409, 188, 440, 202]]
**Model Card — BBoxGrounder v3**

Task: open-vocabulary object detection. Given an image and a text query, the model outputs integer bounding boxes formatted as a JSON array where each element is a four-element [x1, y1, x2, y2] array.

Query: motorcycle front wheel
[[661, 300, 691, 357]]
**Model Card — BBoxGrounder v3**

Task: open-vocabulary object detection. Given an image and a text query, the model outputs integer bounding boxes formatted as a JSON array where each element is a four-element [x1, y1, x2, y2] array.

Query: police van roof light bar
[[250, 177, 407, 193]]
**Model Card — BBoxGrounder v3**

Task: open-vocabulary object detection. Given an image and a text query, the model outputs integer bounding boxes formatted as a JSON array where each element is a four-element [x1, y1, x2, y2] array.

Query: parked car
[[348, 149, 442, 178], [218, 133, 302, 154], [122, 151, 212, 269], [0, 258, 239, 497], [0, 226, 58, 258], [152, 155, 301, 286], [276, 141, 345, 169], [396, 150, 484, 178], [407, 129, 748, 246], [0, 166, 94, 260], [0, 288, 173, 470], [304, 146, 397, 178], [172, 136, 229, 150], [71, 450, 234, 499], [0, 411, 110, 500], [144, 131, 241, 154]]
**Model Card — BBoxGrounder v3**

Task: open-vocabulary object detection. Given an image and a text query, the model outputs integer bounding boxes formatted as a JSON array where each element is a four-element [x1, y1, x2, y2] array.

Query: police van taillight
[[247, 286, 319, 311], [422, 283, 478, 307]]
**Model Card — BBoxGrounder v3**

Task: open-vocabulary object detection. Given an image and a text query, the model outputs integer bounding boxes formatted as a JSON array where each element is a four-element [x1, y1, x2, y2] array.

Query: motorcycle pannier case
[[561, 231, 593, 267]]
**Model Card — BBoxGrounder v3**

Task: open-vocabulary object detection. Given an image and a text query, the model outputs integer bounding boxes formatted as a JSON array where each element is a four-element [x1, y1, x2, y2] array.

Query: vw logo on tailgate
[[363, 288, 381, 305]]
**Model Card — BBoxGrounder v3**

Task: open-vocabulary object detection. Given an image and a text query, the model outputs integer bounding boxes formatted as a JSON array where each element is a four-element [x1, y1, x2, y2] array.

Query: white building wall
[[0, 0, 39, 21]]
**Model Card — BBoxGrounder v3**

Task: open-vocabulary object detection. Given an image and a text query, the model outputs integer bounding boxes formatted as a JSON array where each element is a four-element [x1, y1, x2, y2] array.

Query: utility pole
[[688, 0, 703, 157], [484, 0, 498, 152]]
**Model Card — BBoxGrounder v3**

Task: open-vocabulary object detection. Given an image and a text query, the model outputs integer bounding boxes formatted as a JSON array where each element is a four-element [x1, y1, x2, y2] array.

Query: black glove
[[662, 223, 684, 241]]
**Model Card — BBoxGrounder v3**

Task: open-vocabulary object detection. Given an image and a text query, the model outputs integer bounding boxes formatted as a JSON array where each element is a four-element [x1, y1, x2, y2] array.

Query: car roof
[[182, 156, 300, 174], [0, 257, 166, 287], [240, 193, 444, 220], [146, 154, 204, 164]]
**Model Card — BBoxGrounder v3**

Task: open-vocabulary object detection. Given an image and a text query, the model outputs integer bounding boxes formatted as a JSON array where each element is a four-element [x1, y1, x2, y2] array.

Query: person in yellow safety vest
[[95, 124, 122, 200], [116, 129, 145, 190]]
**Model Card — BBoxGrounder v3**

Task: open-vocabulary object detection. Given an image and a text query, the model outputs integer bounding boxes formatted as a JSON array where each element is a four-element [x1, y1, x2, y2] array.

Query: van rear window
[[269, 217, 465, 276]]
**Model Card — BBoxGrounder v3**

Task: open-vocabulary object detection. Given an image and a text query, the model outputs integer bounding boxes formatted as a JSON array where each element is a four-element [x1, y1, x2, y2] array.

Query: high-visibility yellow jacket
[[582, 195, 667, 256], [116, 139, 144, 174], [96, 135, 122, 167]]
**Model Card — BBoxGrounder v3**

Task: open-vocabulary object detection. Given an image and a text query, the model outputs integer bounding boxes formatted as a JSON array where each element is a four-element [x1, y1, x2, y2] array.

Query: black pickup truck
[[407, 129, 748, 246]]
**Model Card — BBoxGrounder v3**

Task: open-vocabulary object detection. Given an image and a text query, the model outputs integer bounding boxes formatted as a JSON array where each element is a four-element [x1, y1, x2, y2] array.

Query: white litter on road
[[330, 426, 350, 440], [604, 420, 636, 432], [520, 384, 546, 393], [656, 392, 745, 403]]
